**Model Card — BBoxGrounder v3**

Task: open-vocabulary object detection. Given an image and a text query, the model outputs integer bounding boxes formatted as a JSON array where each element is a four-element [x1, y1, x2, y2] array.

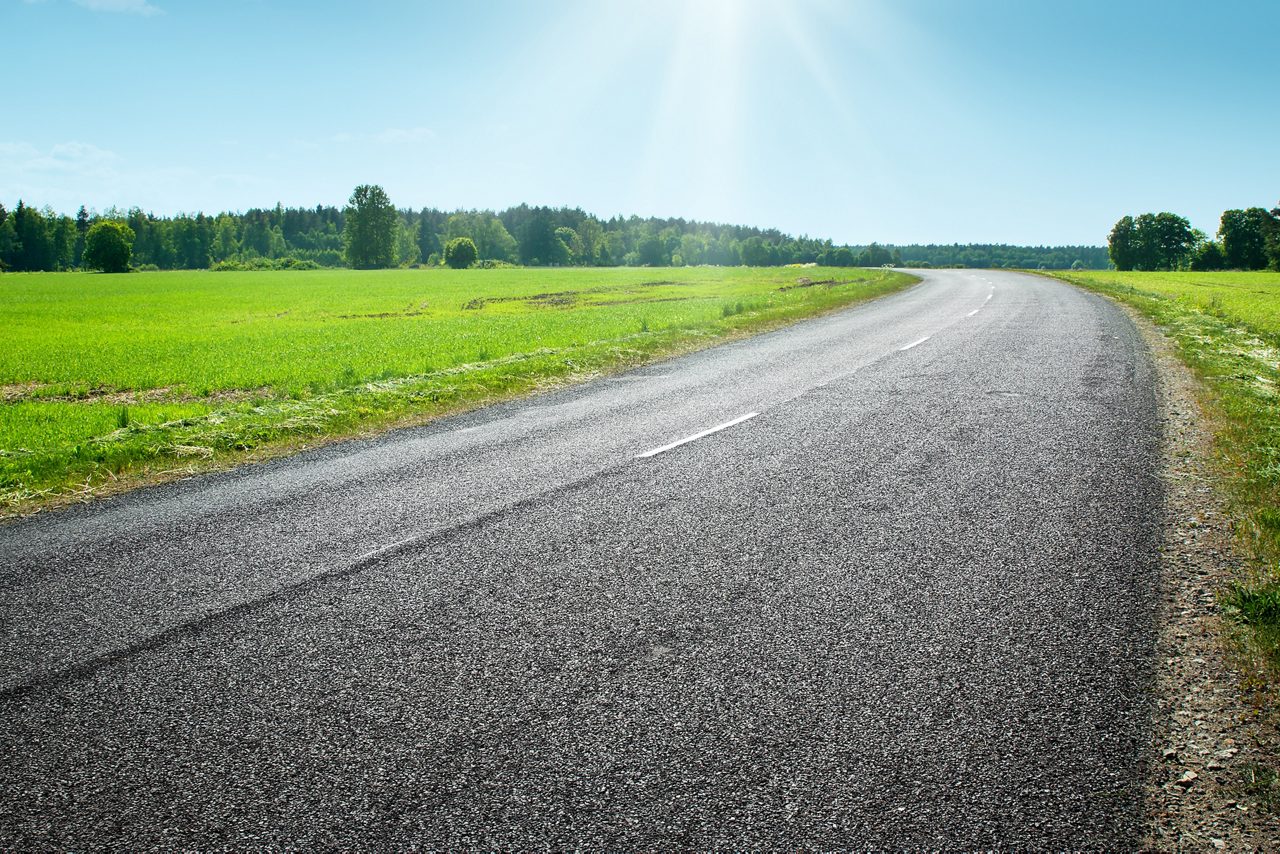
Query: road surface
[[0, 269, 1161, 849]]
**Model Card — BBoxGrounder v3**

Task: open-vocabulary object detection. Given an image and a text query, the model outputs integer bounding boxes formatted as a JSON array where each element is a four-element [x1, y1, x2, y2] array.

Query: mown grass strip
[[1048, 270, 1280, 684], [0, 266, 917, 515]]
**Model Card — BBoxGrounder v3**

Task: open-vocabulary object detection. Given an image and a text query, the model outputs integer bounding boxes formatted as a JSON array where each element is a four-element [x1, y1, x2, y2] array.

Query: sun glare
[[630, 0, 909, 222], [636, 0, 748, 217]]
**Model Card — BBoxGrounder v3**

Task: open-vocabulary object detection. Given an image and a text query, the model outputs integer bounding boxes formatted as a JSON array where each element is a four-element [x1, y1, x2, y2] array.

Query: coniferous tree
[[0, 203, 15, 271], [74, 205, 90, 268]]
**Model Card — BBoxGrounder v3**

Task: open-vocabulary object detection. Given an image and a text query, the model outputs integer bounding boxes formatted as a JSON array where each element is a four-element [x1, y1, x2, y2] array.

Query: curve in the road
[[0, 270, 1162, 849]]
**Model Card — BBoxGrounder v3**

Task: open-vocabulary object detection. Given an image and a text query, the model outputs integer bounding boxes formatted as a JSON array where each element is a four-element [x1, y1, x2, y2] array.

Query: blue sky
[[5, 0, 1278, 245]]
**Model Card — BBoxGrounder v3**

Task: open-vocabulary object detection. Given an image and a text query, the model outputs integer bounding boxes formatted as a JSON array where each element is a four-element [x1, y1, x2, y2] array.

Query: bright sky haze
[[5, 0, 1278, 245]]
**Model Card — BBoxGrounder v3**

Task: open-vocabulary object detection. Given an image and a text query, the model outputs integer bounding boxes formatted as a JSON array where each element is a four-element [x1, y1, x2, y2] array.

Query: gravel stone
[[1124, 303, 1280, 851]]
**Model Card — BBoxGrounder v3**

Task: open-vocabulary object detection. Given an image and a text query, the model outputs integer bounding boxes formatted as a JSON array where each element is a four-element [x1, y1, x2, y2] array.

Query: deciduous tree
[[1108, 215, 1137, 271], [1219, 207, 1271, 270], [1148, 212, 1195, 271], [444, 236, 478, 269], [1189, 239, 1226, 271], [83, 221, 135, 273], [343, 184, 397, 269], [1110, 212, 1193, 271], [1266, 203, 1280, 271]]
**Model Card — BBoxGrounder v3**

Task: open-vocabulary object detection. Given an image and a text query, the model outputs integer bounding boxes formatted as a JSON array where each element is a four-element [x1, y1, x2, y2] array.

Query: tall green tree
[[0, 203, 16, 271], [49, 212, 76, 270], [1148, 212, 1195, 270], [10, 201, 57, 271], [73, 205, 90, 268], [417, 207, 447, 262], [343, 184, 397, 269], [1219, 207, 1271, 270], [1131, 213, 1160, 270], [555, 227, 581, 263], [172, 214, 213, 269], [1108, 215, 1137, 270], [1189, 237, 1226, 271], [213, 214, 239, 261], [518, 210, 569, 265], [1266, 203, 1280, 271], [857, 242, 894, 267], [394, 219, 420, 266], [576, 218, 604, 266], [740, 236, 769, 266], [1113, 212, 1194, 271], [636, 233, 668, 266]]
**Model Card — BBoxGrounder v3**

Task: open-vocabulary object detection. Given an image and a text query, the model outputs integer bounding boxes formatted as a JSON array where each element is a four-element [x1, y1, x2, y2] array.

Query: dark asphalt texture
[[0, 270, 1162, 849]]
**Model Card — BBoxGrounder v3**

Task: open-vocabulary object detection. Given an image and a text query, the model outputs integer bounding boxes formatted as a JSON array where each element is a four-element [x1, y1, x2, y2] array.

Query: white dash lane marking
[[899, 336, 930, 351], [636, 412, 760, 459], [967, 308, 980, 317]]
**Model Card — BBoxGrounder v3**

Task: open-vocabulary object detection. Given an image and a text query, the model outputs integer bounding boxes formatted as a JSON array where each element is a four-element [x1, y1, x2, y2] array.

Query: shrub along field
[[1049, 270, 1280, 679], [0, 265, 915, 513]]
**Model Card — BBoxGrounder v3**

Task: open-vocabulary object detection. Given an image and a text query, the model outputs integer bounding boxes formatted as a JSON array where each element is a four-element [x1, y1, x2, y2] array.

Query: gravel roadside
[[1130, 305, 1280, 850]]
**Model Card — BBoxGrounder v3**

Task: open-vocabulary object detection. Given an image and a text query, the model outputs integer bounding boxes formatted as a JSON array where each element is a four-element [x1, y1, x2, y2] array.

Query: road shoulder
[[1124, 303, 1280, 849]]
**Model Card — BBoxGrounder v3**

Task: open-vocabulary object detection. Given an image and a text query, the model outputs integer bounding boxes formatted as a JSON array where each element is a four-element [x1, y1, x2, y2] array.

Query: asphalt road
[[0, 269, 1162, 849]]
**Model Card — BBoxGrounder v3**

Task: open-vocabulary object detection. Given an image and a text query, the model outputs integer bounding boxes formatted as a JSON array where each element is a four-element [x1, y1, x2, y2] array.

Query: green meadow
[[0, 265, 914, 512], [1054, 270, 1280, 338], [1050, 270, 1280, 680]]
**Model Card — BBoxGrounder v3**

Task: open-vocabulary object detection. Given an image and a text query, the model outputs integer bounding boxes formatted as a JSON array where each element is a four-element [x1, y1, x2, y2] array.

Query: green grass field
[[1049, 270, 1280, 683], [0, 265, 914, 512]]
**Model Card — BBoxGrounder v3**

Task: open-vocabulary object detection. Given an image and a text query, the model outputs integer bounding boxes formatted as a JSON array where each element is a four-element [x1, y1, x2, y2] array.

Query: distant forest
[[0, 194, 1110, 273]]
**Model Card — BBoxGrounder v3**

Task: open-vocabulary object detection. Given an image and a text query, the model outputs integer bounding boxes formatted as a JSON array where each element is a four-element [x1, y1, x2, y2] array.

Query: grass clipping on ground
[[0, 266, 916, 515], [1049, 270, 1280, 689]]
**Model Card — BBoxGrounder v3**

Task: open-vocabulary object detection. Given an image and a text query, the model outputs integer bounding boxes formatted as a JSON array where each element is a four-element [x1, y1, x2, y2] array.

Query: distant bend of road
[[0, 269, 1162, 849]]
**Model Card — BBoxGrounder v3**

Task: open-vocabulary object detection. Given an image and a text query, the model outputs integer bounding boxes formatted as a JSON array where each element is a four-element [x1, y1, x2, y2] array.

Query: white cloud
[[0, 138, 276, 215], [0, 141, 114, 212], [72, 0, 162, 16], [0, 141, 119, 177]]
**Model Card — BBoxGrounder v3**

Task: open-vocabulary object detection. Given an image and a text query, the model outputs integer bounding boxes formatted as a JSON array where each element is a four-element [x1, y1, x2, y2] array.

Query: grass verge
[[1047, 270, 1280, 688], [1, 266, 916, 517]]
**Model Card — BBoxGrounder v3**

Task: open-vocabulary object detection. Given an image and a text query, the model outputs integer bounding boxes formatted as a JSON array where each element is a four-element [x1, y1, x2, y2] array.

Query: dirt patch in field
[[1130, 304, 1280, 850], [592, 296, 696, 307], [463, 290, 583, 310], [336, 310, 428, 320], [0, 384, 273, 406], [778, 277, 858, 291], [1, 382, 51, 402], [461, 283, 713, 311], [0, 385, 178, 405]]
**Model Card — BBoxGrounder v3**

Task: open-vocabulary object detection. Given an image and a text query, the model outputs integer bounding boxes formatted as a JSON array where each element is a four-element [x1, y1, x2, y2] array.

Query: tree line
[[1, 184, 1111, 273], [892, 243, 1108, 270], [1108, 203, 1280, 272]]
